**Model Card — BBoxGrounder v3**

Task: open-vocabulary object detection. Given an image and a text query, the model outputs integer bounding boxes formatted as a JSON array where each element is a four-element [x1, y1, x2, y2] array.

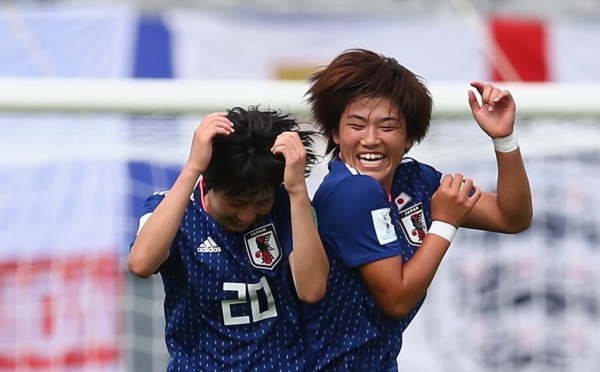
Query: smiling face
[[205, 188, 275, 233], [333, 96, 414, 193]]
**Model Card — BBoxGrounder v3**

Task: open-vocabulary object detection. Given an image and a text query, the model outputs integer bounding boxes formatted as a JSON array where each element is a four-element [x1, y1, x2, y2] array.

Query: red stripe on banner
[[489, 17, 549, 82], [0, 347, 120, 369], [0, 254, 123, 370]]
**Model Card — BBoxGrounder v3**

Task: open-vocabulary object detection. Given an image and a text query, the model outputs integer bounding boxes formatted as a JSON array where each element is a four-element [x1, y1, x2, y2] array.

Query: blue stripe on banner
[[126, 161, 181, 254], [133, 14, 173, 78]]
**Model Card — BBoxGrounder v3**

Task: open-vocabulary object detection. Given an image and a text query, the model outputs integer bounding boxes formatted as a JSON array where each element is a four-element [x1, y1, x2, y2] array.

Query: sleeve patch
[[370, 207, 398, 245]]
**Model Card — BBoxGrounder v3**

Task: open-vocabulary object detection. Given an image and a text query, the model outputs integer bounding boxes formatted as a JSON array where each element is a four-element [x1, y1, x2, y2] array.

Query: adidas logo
[[196, 237, 222, 253]]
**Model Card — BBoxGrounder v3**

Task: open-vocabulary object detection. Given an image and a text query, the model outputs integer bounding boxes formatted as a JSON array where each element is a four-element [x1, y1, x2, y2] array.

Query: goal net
[[0, 79, 599, 372]]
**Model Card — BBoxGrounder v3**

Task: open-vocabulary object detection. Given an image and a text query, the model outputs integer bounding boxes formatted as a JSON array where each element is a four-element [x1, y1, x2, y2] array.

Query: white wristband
[[428, 221, 457, 243], [492, 133, 519, 153]]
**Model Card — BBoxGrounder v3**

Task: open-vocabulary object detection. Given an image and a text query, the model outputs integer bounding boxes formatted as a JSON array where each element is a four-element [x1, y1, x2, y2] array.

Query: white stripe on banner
[[167, 12, 484, 82], [0, 159, 127, 258], [0, 5, 137, 78]]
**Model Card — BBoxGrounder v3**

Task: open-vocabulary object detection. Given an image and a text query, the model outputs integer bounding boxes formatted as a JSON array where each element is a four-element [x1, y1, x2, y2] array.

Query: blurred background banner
[[0, 6, 136, 78], [3, 5, 600, 82], [1, 2, 600, 371]]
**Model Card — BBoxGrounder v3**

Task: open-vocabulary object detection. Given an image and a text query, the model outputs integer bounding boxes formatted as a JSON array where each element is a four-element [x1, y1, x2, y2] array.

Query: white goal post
[[2, 78, 600, 372], [1, 78, 600, 118]]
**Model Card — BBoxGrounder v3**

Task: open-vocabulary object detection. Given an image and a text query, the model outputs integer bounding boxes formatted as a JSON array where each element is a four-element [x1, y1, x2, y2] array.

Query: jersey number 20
[[221, 277, 277, 326]]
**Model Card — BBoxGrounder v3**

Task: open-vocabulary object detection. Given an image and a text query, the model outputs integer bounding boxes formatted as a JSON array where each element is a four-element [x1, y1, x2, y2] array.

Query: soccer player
[[127, 107, 328, 371], [303, 48, 532, 370]]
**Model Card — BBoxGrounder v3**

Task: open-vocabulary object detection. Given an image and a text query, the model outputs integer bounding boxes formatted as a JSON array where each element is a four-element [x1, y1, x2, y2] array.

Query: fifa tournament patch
[[244, 224, 282, 270], [399, 202, 427, 246], [371, 207, 398, 245]]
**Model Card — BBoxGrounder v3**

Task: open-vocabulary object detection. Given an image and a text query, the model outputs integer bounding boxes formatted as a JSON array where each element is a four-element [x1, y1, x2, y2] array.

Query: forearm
[[360, 233, 450, 320], [128, 166, 201, 278], [495, 147, 533, 231], [399, 234, 450, 308], [288, 189, 329, 303]]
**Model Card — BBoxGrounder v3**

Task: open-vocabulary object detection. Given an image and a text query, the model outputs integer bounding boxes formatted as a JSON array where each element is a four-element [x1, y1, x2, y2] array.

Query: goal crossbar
[[1, 78, 599, 118]]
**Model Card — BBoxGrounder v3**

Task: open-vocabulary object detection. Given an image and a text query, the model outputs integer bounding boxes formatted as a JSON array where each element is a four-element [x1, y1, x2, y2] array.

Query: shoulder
[[394, 157, 442, 191], [140, 190, 197, 214], [314, 171, 389, 228], [140, 191, 168, 213], [398, 157, 440, 179], [315, 160, 386, 204]]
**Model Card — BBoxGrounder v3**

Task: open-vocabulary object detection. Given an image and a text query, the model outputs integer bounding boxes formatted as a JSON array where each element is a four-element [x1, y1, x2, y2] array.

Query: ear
[[333, 129, 340, 145], [405, 137, 415, 153]]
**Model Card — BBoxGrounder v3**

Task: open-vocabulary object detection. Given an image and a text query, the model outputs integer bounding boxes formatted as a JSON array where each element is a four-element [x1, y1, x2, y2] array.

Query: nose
[[236, 209, 257, 224], [361, 126, 381, 146]]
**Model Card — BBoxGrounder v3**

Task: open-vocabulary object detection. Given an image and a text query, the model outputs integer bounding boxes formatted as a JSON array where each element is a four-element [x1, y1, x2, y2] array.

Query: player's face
[[334, 96, 414, 193], [205, 188, 275, 233]]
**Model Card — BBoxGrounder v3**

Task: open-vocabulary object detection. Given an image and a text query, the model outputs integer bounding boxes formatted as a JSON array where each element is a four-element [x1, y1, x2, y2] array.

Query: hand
[[186, 112, 234, 174], [431, 173, 482, 227], [468, 81, 516, 138], [271, 131, 308, 195]]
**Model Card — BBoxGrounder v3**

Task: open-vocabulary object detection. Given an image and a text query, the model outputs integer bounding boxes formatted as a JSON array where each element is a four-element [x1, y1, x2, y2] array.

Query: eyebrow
[[346, 114, 401, 124], [229, 195, 273, 204]]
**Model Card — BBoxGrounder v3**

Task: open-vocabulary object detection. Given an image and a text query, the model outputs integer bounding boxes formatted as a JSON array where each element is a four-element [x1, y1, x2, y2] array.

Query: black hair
[[202, 106, 320, 199]]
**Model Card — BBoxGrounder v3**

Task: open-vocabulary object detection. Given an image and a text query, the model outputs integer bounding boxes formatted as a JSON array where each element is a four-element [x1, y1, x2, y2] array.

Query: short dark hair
[[306, 48, 432, 157], [202, 106, 320, 199]]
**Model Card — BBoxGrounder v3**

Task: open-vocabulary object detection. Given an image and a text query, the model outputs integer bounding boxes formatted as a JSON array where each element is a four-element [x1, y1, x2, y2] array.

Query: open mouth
[[357, 153, 385, 166]]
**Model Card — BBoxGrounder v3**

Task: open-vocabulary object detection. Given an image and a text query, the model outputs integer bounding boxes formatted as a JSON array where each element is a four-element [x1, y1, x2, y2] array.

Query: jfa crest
[[399, 202, 427, 246], [244, 224, 282, 270]]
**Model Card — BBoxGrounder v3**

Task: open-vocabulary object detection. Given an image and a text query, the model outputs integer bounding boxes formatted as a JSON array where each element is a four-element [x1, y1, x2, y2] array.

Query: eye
[[226, 198, 249, 207], [348, 123, 364, 130], [256, 199, 272, 207], [380, 126, 398, 132]]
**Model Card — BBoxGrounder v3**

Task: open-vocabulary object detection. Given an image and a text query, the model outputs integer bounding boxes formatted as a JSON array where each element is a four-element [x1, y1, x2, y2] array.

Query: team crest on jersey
[[244, 224, 282, 270], [399, 202, 427, 246]]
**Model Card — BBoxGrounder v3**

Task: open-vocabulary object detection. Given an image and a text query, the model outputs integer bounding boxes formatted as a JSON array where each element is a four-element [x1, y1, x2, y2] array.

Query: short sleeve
[[416, 161, 443, 196], [314, 175, 401, 268], [129, 191, 166, 249]]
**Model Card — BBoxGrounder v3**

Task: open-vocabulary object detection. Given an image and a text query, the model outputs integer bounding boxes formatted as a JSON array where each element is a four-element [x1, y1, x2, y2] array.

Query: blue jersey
[[390, 157, 442, 331], [132, 183, 304, 371], [304, 158, 440, 371]]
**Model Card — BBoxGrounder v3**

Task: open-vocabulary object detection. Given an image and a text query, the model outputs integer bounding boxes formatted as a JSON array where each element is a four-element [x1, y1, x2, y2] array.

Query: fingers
[[432, 173, 481, 227], [206, 113, 235, 134], [439, 173, 465, 191], [439, 173, 479, 202], [467, 90, 480, 112], [273, 132, 309, 194], [469, 81, 512, 112], [271, 132, 305, 159], [469, 185, 483, 205], [195, 112, 235, 139]]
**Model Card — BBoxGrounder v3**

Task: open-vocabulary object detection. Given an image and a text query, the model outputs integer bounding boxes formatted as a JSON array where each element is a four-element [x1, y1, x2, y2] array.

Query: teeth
[[359, 153, 384, 160], [360, 159, 381, 165], [358, 153, 384, 166]]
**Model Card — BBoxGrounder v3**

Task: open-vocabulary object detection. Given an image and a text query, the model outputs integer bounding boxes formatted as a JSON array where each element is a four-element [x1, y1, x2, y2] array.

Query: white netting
[[1, 81, 600, 372], [402, 119, 600, 372]]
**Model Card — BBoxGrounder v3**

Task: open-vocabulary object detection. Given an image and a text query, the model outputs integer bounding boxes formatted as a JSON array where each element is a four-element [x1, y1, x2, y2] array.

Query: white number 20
[[221, 277, 277, 326]]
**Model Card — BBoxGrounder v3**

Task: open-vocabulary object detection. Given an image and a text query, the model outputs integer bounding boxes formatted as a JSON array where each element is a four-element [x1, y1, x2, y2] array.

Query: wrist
[[428, 221, 457, 243], [183, 162, 205, 176], [492, 133, 519, 153]]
